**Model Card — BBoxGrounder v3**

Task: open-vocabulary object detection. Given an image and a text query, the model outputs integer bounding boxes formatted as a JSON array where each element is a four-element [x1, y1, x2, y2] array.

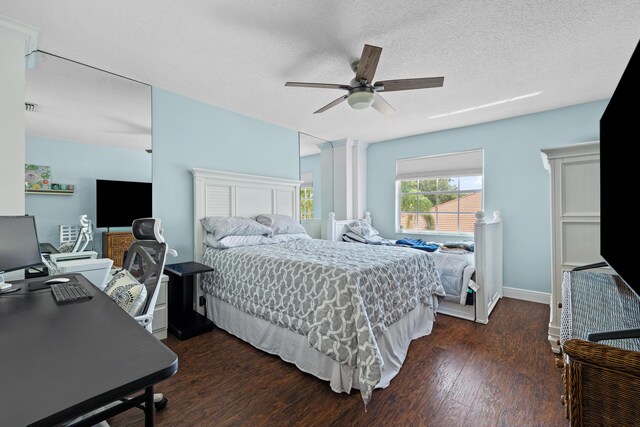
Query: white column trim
[[352, 140, 368, 220], [0, 15, 40, 55]]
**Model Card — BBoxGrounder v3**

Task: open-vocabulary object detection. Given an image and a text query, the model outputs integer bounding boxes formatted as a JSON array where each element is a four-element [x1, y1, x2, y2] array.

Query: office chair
[[58, 214, 93, 253], [64, 218, 176, 426], [121, 218, 177, 410]]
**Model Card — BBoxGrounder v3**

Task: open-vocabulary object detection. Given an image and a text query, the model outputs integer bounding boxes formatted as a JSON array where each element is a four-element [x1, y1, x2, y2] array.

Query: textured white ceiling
[[4, 1, 640, 145], [25, 52, 151, 152]]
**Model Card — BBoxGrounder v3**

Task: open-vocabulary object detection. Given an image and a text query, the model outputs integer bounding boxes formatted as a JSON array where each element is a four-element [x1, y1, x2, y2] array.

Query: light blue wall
[[152, 88, 299, 262], [299, 154, 321, 218], [25, 136, 152, 254], [367, 100, 608, 293]]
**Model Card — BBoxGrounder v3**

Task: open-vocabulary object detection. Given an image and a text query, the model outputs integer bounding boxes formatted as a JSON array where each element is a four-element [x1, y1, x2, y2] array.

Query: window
[[300, 187, 314, 220], [300, 171, 314, 220], [396, 150, 483, 234]]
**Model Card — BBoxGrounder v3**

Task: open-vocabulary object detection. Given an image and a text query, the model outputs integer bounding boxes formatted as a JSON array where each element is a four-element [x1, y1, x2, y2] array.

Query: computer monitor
[[0, 215, 43, 293]]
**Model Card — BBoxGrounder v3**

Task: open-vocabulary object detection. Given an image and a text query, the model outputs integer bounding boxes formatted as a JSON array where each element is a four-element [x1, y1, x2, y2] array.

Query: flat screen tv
[[601, 39, 640, 297], [96, 179, 152, 229]]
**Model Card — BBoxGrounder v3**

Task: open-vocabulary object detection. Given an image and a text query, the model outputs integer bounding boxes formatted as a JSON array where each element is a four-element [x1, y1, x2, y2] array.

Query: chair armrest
[[135, 313, 153, 328], [562, 339, 640, 375]]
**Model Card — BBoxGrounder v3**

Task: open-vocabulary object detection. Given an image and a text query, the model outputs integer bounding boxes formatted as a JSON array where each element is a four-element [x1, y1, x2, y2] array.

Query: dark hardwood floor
[[110, 298, 565, 426]]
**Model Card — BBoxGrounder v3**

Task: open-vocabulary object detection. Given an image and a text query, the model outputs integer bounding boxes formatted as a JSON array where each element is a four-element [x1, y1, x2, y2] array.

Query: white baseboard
[[503, 286, 550, 305]]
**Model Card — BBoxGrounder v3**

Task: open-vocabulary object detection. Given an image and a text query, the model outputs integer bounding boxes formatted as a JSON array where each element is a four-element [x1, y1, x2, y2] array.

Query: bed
[[192, 168, 445, 405], [328, 210, 503, 324]]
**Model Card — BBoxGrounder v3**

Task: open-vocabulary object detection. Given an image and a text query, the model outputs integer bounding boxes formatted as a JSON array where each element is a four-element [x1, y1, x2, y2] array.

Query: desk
[[39, 242, 59, 254], [24, 243, 60, 279], [165, 261, 215, 340], [0, 273, 178, 426]]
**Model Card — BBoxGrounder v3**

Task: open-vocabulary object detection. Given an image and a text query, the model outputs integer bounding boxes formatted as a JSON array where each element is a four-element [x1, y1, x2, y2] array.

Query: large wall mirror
[[24, 51, 152, 255], [299, 133, 332, 239]]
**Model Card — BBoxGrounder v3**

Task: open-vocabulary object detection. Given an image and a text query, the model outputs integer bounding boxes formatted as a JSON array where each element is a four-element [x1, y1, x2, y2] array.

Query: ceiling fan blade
[[314, 94, 348, 114], [371, 92, 395, 116], [374, 77, 444, 92], [355, 44, 382, 84], [285, 82, 350, 90]]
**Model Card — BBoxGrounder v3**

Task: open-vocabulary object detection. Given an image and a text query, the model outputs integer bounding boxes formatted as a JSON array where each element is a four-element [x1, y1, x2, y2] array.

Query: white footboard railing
[[474, 210, 504, 324]]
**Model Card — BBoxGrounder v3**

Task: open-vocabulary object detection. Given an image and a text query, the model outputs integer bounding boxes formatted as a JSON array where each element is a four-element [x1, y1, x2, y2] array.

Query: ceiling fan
[[285, 44, 444, 115]]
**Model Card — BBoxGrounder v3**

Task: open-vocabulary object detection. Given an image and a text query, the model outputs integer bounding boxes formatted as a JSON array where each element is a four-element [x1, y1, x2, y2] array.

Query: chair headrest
[[132, 218, 165, 243]]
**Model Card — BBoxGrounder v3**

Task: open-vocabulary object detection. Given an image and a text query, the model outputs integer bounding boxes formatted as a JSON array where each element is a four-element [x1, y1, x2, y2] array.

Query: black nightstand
[[165, 261, 215, 340]]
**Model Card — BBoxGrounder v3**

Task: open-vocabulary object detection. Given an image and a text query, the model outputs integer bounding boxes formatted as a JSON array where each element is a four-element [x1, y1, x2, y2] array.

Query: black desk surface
[[39, 242, 59, 254], [164, 261, 214, 277], [0, 273, 178, 426]]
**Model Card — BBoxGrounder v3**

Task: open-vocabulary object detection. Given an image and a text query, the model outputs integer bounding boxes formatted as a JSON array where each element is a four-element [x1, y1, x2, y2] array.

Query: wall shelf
[[25, 189, 74, 196]]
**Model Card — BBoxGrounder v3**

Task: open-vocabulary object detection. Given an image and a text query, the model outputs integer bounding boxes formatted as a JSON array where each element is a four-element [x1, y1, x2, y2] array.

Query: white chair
[[120, 218, 177, 410], [58, 214, 93, 253], [65, 219, 176, 426], [123, 218, 177, 334]]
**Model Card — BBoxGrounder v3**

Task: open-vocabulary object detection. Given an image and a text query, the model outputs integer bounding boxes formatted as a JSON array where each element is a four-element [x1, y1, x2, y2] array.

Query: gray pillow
[[255, 214, 306, 235], [347, 220, 379, 238], [200, 216, 273, 240]]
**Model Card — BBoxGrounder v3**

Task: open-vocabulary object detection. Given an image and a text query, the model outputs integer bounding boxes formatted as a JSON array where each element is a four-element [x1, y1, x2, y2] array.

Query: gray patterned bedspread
[[200, 238, 444, 405]]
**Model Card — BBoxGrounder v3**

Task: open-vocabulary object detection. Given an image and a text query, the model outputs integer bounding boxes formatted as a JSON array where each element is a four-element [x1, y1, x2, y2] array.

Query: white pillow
[[347, 220, 379, 239], [271, 233, 311, 243], [200, 216, 273, 240], [255, 214, 306, 235], [205, 233, 275, 249], [103, 270, 147, 317]]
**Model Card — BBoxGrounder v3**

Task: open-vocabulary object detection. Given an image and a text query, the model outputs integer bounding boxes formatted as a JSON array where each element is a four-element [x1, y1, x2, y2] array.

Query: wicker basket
[[563, 339, 640, 426], [102, 231, 135, 267]]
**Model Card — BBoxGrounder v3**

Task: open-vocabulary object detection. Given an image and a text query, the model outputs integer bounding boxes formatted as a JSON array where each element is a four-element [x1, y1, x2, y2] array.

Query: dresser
[[102, 231, 135, 268], [541, 141, 601, 353], [559, 271, 640, 425]]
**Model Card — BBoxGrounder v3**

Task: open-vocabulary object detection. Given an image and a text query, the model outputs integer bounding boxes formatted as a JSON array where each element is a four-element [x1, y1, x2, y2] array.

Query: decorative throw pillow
[[200, 216, 273, 240], [347, 220, 379, 239], [255, 214, 306, 235], [103, 269, 147, 317]]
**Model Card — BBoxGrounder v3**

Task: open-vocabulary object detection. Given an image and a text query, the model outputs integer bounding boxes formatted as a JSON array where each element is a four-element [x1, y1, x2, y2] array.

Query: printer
[[47, 251, 113, 289]]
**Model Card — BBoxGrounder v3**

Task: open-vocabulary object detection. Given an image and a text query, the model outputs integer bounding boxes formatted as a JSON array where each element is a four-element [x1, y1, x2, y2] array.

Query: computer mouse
[[45, 277, 70, 284]]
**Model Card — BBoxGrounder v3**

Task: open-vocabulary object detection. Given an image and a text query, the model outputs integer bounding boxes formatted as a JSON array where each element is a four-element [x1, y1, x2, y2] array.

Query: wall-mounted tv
[[600, 40, 639, 298], [96, 179, 152, 229]]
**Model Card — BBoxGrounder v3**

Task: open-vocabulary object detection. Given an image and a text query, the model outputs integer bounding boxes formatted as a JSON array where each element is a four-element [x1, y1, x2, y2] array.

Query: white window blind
[[300, 171, 313, 188], [396, 149, 483, 180]]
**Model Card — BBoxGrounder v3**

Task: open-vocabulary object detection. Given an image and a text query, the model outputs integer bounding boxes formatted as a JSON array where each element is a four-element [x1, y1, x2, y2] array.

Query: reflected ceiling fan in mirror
[[285, 44, 444, 115]]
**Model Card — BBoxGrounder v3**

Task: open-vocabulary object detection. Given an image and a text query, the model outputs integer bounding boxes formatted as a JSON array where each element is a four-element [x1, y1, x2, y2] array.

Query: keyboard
[[51, 282, 93, 304]]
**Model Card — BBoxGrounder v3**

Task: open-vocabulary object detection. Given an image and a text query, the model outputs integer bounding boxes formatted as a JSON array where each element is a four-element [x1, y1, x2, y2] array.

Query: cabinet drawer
[[156, 281, 167, 306], [153, 305, 167, 331]]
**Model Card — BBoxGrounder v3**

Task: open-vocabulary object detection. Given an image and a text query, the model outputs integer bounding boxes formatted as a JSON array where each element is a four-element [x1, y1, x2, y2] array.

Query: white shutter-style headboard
[[192, 168, 302, 262]]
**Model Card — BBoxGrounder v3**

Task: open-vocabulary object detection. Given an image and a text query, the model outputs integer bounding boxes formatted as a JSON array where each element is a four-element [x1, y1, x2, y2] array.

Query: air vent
[[25, 102, 37, 112]]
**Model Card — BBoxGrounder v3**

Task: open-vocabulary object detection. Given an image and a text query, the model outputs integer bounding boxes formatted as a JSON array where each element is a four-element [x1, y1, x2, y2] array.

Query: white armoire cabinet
[[541, 141, 602, 353]]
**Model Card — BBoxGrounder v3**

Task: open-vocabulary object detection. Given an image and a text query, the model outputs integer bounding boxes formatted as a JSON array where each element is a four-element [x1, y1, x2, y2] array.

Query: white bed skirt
[[206, 296, 438, 394]]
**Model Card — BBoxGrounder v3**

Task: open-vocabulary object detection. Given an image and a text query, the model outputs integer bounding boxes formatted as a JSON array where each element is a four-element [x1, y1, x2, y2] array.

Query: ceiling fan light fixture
[[347, 89, 374, 110]]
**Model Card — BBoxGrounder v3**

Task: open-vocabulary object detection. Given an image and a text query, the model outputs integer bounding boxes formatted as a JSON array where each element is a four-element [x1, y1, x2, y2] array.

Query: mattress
[[200, 238, 444, 404], [430, 251, 475, 305]]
